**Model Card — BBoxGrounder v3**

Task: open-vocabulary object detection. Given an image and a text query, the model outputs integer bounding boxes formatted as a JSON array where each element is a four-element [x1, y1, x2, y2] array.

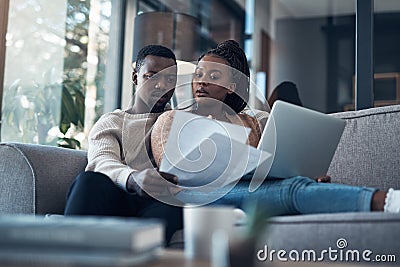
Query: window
[[373, 0, 400, 107], [2, 0, 400, 149], [1, 0, 113, 149]]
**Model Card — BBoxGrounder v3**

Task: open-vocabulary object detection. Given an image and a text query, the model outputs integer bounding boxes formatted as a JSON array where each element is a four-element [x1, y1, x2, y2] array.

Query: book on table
[[0, 214, 165, 266]]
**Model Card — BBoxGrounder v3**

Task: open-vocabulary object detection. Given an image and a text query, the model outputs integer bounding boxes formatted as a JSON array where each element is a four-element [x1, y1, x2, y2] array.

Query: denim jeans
[[176, 176, 377, 216]]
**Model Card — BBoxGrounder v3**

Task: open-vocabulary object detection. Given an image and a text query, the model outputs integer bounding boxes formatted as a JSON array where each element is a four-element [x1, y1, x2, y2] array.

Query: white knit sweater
[[85, 109, 161, 191], [85, 107, 269, 191]]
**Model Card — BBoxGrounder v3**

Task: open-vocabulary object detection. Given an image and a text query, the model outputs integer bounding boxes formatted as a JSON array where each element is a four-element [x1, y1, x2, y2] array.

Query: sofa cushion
[[0, 143, 87, 215], [328, 104, 400, 191]]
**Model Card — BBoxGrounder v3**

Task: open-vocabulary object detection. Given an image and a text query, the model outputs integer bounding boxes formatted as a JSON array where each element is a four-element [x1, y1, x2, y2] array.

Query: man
[[64, 45, 182, 244]]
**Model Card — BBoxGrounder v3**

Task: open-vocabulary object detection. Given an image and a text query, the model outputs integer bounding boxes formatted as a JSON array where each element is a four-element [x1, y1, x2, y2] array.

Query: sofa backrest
[[328, 104, 400, 191], [0, 143, 87, 215]]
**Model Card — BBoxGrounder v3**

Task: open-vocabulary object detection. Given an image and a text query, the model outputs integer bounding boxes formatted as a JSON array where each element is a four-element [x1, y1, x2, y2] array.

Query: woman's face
[[192, 55, 235, 103]]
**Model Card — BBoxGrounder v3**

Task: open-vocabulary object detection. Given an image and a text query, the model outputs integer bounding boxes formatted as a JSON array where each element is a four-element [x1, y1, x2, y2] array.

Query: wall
[[249, 0, 292, 109], [255, 0, 351, 112], [269, 12, 400, 113], [270, 17, 328, 112]]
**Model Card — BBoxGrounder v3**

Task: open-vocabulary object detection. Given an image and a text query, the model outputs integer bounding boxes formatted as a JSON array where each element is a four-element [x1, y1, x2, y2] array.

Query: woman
[[151, 41, 262, 167], [151, 40, 399, 215]]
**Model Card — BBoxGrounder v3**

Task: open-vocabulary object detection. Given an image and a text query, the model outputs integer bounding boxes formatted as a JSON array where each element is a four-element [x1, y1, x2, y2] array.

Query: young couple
[[64, 41, 400, 245]]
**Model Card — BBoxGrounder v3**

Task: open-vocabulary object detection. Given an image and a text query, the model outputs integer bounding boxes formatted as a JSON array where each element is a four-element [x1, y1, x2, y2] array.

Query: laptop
[[257, 100, 346, 179]]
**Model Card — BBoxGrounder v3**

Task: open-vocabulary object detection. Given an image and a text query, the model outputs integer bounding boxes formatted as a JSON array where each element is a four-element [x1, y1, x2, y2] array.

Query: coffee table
[[144, 249, 209, 267]]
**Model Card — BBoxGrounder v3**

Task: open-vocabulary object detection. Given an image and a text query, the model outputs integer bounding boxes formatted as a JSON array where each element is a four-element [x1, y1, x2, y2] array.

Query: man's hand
[[316, 175, 331, 183], [126, 168, 181, 198]]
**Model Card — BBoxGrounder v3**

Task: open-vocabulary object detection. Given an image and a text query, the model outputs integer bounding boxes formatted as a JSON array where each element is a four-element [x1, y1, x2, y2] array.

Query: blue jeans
[[176, 176, 377, 216]]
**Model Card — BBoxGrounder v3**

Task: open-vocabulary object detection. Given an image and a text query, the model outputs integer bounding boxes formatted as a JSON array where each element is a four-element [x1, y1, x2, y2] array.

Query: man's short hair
[[134, 45, 177, 72]]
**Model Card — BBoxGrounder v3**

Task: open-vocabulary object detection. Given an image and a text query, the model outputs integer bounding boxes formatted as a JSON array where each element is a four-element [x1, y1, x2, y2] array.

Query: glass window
[[4, 0, 396, 149], [136, 0, 245, 60], [267, 0, 356, 113], [133, 0, 363, 113], [373, 0, 400, 108], [262, 0, 400, 112], [1, 0, 112, 149], [134, 0, 245, 108]]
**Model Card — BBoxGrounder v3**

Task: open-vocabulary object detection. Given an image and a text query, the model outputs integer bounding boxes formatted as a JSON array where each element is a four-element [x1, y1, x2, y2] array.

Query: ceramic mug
[[183, 205, 246, 260]]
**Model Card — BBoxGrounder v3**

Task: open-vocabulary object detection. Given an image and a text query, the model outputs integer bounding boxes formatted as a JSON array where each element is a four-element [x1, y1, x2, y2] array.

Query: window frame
[[0, 0, 10, 140]]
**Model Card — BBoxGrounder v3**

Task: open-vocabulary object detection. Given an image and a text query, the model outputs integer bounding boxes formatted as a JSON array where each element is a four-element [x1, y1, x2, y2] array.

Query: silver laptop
[[257, 100, 346, 179]]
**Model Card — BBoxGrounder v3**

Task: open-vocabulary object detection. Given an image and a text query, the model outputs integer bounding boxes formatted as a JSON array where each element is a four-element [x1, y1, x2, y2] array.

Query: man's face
[[133, 55, 177, 113]]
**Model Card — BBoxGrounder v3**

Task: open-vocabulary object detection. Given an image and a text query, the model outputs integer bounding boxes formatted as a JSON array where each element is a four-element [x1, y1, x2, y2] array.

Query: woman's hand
[[127, 168, 181, 197], [316, 175, 331, 183]]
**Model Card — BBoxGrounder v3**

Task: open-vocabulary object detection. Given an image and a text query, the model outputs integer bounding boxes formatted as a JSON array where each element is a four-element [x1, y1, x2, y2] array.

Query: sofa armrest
[[0, 143, 87, 215]]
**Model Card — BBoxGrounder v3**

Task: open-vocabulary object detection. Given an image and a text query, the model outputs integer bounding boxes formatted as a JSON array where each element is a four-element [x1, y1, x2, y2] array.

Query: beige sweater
[[85, 109, 160, 191], [151, 110, 263, 168]]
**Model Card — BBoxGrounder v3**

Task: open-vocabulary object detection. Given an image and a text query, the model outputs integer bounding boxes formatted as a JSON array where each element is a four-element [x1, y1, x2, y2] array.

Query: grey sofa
[[0, 143, 87, 215], [1, 104, 400, 264]]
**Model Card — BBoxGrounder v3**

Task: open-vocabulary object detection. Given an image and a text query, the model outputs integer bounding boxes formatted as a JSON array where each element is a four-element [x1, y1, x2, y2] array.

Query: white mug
[[184, 205, 246, 260]]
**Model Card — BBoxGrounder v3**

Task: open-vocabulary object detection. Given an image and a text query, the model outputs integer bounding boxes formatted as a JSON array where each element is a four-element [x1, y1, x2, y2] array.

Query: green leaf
[[75, 89, 85, 126], [61, 86, 78, 125], [59, 122, 70, 135]]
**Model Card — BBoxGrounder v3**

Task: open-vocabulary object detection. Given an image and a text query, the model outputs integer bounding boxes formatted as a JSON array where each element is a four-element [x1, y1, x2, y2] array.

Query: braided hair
[[198, 40, 250, 113]]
